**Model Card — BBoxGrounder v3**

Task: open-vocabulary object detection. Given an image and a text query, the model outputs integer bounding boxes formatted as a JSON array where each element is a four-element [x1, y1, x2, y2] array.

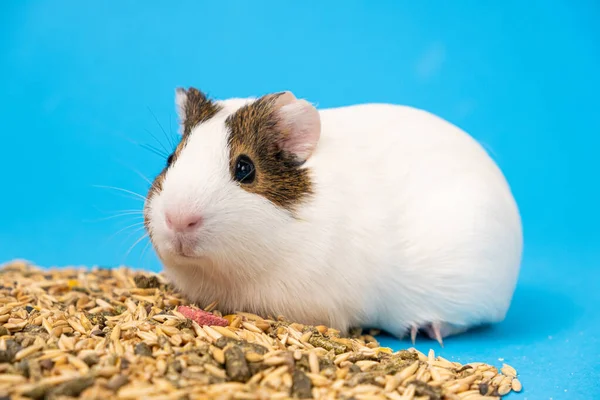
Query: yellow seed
[[156, 358, 167, 375], [67, 318, 87, 335], [501, 363, 517, 378], [430, 360, 454, 369], [498, 383, 512, 396], [263, 356, 288, 366], [168, 334, 183, 347], [67, 355, 89, 372], [95, 298, 113, 309], [230, 316, 242, 329], [159, 325, 180, 336], [411, 349, 428, 362], [14, 344, 43, 361], [491, 374, 505, 386], [401, 384, 416, 399], [245, 352, 264, 363], [203, 325, 223, 341], [300, 330, 313, 343], [512, 378, 523, 392], [211, 325, 239, 340], [282, 372, 292, 387], [396, 360, 419, 382], [356, 360, 379, 371], [305, 372, 330, 387], [446, 381, 470, 393], [255, 320, 271, 331], [428, 349, 435, 362], [482, 370, 496, 379], [315, 325, 328, 334], [110, 324, 121, 342], [235, 311, 265, 321], [241, 321, 263, 333], [211, 347, 225, 364], [336, 367, 350, 380], [308, 351, 320, 374], [61, 326, 74, 335], [457, 390, 483, 399], [113, 339, 124, 356], [204, 363, 227, 379], [334, 352, 352, 365], [0, 374, 27, 384], [41, 318, 53, 335], [263, 365, 288, 385]]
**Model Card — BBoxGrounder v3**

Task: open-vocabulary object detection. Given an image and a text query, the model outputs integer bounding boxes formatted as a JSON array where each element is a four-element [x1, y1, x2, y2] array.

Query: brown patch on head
[[225, 92, 316, 211], [177, 88, 222, 136]]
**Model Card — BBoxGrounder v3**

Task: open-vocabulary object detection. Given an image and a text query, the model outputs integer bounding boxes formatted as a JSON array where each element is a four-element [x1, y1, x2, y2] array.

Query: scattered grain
[[0, 260, 523, 399]]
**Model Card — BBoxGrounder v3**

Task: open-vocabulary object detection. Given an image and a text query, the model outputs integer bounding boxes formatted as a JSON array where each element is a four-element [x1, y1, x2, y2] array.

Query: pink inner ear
[[273, 91, 297, 108], [276, 99, 321, 162]]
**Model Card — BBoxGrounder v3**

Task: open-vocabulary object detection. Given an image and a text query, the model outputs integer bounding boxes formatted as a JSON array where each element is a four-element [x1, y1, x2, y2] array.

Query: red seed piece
[[177, 305, 229, 327]]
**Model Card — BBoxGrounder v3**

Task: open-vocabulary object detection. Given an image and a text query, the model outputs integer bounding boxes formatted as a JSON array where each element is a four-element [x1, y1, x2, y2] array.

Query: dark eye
[[234, 154, 256, 184], [166, 154, 174, 167]]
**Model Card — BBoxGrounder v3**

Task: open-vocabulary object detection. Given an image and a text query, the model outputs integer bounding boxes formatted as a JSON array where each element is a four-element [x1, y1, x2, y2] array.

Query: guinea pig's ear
[[271, 91, 321, 162], [175, 87, 189, 135]]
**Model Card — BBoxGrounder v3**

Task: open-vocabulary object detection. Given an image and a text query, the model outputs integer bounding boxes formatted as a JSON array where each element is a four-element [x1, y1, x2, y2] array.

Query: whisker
[[138, 239, 153, 267], [148, 107, 176, 152], [120, 224, 147, 248], [112, 130, 168, 160], [83, 212, 144, 223], [143, 127, 170, 155], [125, 233, 149, 260], [126, 165, 154, 187], [96, 221, 145, 255], [92, 185, 147, 202], [109, 159, 156, 188], [97, 208, 145, 215], [91, 204, 144, 216], [112, 132, 165, 158], [141, 143, 169, 159], [107, 221, 146, 244]]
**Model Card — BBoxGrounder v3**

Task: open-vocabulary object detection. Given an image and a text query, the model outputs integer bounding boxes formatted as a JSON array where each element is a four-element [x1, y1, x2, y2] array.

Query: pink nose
[[165, 211, 203, 232]]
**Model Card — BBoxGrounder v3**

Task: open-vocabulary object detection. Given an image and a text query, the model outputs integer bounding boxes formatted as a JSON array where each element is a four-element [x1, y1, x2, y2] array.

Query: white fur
[[145, 95, 523, 338]]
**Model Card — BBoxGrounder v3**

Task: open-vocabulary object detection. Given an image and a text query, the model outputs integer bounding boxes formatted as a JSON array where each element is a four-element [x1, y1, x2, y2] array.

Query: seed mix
[[0, 260, 523, 399]]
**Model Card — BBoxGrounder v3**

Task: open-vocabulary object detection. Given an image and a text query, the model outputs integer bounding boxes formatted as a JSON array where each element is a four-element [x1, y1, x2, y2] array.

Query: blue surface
[[1, 1, 599, 398]]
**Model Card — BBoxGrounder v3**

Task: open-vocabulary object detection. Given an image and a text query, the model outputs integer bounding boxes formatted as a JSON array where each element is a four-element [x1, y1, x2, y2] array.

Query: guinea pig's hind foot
[[411, 322, 469, 347]]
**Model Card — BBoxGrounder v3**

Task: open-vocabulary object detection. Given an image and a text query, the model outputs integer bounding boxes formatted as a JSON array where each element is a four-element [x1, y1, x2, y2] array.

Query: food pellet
[[0, 260, 523, 398]]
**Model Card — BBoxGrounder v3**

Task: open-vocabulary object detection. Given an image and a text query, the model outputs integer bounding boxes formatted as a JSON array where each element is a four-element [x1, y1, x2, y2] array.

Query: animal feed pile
[[0, 261, 523, 399]]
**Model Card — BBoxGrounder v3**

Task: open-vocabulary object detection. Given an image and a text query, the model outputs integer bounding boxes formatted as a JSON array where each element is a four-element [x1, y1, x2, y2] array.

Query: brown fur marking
[[226, 93, 313, 211], [180, 88, 222, 137]]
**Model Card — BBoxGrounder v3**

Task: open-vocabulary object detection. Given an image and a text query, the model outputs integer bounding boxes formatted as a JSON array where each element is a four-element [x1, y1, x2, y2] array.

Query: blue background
[[1, 1, 599, 398]]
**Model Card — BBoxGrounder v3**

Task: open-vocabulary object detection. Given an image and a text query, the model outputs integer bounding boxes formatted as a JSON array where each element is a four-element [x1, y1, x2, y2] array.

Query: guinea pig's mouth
[[170, 236, 201, 259]]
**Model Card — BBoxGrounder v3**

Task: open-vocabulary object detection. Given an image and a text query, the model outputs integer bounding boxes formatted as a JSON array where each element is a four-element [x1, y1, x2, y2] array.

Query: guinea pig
[[143, 88, 522, 345]]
